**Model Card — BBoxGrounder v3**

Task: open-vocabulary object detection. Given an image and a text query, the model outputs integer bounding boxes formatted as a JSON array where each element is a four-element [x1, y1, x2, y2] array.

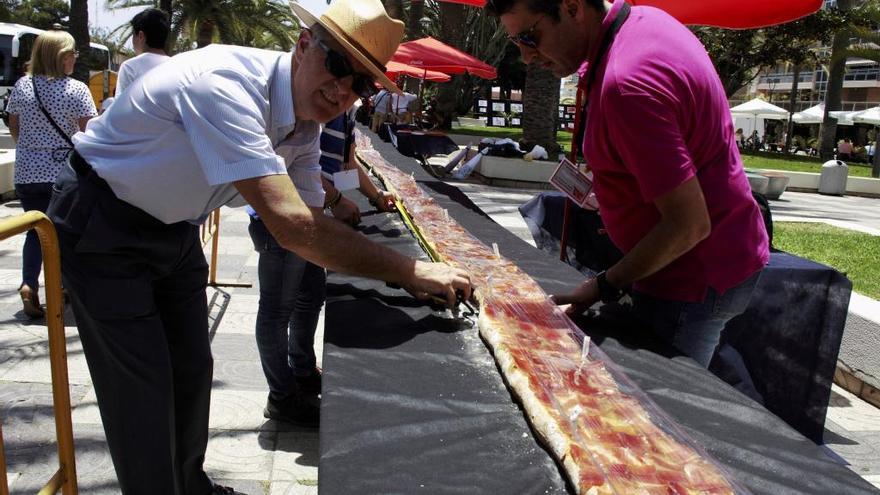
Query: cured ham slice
[[355, 133, 743, 494]]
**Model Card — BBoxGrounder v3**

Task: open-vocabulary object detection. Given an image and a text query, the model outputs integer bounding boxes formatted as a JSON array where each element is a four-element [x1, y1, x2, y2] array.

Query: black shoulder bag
[[32, 76, 75, 161]]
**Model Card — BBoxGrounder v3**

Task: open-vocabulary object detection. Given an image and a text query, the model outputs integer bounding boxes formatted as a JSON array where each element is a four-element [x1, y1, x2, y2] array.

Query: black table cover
[[379, 123, 460, 162], [318, 134, 878, 495]]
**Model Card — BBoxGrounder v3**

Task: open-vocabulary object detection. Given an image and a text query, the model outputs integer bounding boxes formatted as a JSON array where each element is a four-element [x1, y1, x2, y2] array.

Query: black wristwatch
[[596, 271, 626, 304]]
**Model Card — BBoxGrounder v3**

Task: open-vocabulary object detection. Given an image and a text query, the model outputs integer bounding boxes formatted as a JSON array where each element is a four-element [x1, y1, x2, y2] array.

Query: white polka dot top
[[6, 75, 98, 184]]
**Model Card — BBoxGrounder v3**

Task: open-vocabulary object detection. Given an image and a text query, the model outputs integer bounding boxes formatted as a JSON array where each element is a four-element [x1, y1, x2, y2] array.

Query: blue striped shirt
[[319, 110, 355, 178]]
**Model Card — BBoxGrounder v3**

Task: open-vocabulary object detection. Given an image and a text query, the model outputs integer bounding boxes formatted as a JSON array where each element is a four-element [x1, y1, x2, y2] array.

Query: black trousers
[[47, 156, 214, 495]]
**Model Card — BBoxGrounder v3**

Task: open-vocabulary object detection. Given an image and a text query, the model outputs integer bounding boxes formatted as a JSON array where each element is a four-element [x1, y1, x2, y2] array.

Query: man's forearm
[[604, 216, 707, 289], [287, 210, 415, 283], [604, 178, 711, 289], [237, 174, 414, 285]]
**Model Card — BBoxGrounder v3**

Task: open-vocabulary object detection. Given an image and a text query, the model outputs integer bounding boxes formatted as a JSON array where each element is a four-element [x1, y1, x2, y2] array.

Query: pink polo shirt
[[582, 0, 769, 302]]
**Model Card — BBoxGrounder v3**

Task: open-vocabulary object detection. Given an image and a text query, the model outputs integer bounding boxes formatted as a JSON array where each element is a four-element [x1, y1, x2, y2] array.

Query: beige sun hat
[[289, 0, 405, 94]]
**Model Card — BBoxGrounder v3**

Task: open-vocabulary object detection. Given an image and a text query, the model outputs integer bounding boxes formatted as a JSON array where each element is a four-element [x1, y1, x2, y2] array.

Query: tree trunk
[[382, 0, 405, 22], [197, 20, 215, 48], [402, 0, 425, 94], [521, 63, 561, 156], [407, 0, 424, 39], [819, 0, 854, 160], [160, 0, 173, 53], [69, 0, 89, 83], [434, 2, 466, 130], [785, 64, 800, 154]]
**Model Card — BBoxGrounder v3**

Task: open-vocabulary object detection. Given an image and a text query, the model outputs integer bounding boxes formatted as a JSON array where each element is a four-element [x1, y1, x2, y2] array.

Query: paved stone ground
[[0, 201, 322, 494], [0, 172, 878, 492]]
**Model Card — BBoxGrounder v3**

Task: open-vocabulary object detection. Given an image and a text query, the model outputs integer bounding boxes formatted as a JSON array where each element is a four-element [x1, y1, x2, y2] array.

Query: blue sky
[[88, 0, 332, 47]]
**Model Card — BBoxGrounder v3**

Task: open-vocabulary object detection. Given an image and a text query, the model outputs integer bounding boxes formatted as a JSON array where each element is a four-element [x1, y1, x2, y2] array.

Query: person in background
[[747, 129, 761, 151], [488, 0, 768, 368], [837, 138, 853, 161], [6, 30, 96, 318], [734, 128, 744, 149], [370, 87, 392, 132], [46, 0, 469, 492], [115, 8, 170, 97], [392, 91, 417, 125], [247, 108, 396, 426]]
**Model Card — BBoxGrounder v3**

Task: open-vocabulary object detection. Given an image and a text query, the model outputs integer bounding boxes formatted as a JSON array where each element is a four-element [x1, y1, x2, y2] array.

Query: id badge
[[550, 158, 594, 208], [332, 169, 360, 191]]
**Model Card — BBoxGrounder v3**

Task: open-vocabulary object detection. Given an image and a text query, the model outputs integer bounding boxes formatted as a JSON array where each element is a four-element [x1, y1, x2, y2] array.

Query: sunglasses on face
[[315, 38, 379, 98], [508, 15, 544, 49]]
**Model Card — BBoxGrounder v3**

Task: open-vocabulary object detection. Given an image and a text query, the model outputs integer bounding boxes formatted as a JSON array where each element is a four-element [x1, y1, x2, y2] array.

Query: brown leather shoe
[[19, 285, 44, 319]]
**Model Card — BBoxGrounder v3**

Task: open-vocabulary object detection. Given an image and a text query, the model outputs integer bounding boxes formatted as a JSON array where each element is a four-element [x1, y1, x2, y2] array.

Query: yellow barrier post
[[0, 211, 77, 495], [202, 209, 251, 288]]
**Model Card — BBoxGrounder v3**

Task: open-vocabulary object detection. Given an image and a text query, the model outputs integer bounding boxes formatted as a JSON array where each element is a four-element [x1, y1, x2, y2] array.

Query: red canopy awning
[[386, 61, 452, 82], [436, 0, 823, 29], [391, 37, 498, 80]]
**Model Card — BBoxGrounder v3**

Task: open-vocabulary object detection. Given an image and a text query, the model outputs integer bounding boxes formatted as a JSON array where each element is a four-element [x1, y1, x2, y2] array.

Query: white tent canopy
[[792, 104, 824, 124], [730, 98, 790, 119], [792, 104, 855, 126], [852, 106, 880, 125]]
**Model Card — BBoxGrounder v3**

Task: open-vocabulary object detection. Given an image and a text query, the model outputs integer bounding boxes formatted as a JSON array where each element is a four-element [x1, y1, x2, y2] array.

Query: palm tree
[[108, 0, 297, 50], [69, 0, 90, 82], [819, 0, 856, 160], [818, 0, 880, 165], [521, 65, 561, 155], [822, 2, 880, 175]]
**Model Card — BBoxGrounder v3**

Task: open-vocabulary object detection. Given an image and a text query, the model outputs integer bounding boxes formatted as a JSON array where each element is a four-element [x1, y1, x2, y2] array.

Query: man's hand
[[331, 196, 361, 226], [402, 260, 472, 308], [372, 190, 397, 212], [551, 278, 599, 316]]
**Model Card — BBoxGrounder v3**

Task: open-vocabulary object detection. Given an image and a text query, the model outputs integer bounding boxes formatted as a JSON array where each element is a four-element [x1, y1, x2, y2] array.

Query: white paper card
[[332, 169, 360, 191], [549, 158, 594, 208]]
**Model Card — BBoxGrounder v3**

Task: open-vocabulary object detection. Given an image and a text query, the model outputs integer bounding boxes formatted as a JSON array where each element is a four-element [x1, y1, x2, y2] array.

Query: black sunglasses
[[508, 15, 545, 49], [315, 38, 379, 98]]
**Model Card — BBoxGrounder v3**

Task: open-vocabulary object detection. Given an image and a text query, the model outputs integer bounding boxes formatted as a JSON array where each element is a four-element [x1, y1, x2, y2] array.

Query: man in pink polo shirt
[[487, 0, 769, 367]]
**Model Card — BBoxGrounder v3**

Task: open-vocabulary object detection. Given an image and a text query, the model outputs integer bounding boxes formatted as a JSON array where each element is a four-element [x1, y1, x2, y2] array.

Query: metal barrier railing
[[200, 208, 250, 288], [0, 211, 77, 495]]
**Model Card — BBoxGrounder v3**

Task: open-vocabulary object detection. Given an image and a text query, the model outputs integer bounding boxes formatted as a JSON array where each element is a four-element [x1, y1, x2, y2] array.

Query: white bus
[[0, 22, 111, 94]]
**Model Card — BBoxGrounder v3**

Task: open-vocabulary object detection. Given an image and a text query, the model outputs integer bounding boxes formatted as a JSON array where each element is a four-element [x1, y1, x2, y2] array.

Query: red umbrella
[[386, 61, 452, 82], [392, 37, 498, 80], [436, 0, 822, 29]]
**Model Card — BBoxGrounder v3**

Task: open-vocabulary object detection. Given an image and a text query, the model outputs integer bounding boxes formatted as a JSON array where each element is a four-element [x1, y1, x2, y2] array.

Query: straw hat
[[289, 0, 405, 94]]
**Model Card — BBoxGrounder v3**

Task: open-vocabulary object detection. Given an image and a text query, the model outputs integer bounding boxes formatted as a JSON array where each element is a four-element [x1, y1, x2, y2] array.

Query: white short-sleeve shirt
[[114, 52, 170, 97], [74, 44, 322, 225], [6, 75, 97, 184]]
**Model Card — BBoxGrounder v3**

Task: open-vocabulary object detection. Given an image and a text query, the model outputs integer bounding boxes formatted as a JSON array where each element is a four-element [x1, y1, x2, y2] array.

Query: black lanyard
[[573, 2, 631, 158]]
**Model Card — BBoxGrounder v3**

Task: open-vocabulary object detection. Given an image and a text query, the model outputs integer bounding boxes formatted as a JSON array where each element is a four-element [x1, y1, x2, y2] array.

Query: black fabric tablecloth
[[318, 134, 878, 495], [379, 123, 459, 161], [519, 192, 852, 443]]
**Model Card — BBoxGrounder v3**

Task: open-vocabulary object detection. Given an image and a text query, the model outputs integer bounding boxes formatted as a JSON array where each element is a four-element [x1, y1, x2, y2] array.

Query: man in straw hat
[[47, 1, 470, 493]]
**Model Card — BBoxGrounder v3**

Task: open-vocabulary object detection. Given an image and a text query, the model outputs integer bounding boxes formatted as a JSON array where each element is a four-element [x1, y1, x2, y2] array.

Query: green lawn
[[449, 126, 878, 178], [741, 153, 875, 178], [774, 222, 880, 299]]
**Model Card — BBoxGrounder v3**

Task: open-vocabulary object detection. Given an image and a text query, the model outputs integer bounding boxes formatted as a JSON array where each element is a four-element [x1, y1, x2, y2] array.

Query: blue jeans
[[248, 217, 326, 401], [632, 270, 762, 368], [16, 182, 53, 290]]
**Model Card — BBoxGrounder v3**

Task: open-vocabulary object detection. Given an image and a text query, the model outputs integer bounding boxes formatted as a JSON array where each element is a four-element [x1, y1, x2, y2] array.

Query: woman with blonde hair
[[6, 29, 97, 318]]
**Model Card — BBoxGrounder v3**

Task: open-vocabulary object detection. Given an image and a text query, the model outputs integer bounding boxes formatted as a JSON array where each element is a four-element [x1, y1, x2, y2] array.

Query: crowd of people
[[6, 0, 777, 492], [734, 125, 876, 162]]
